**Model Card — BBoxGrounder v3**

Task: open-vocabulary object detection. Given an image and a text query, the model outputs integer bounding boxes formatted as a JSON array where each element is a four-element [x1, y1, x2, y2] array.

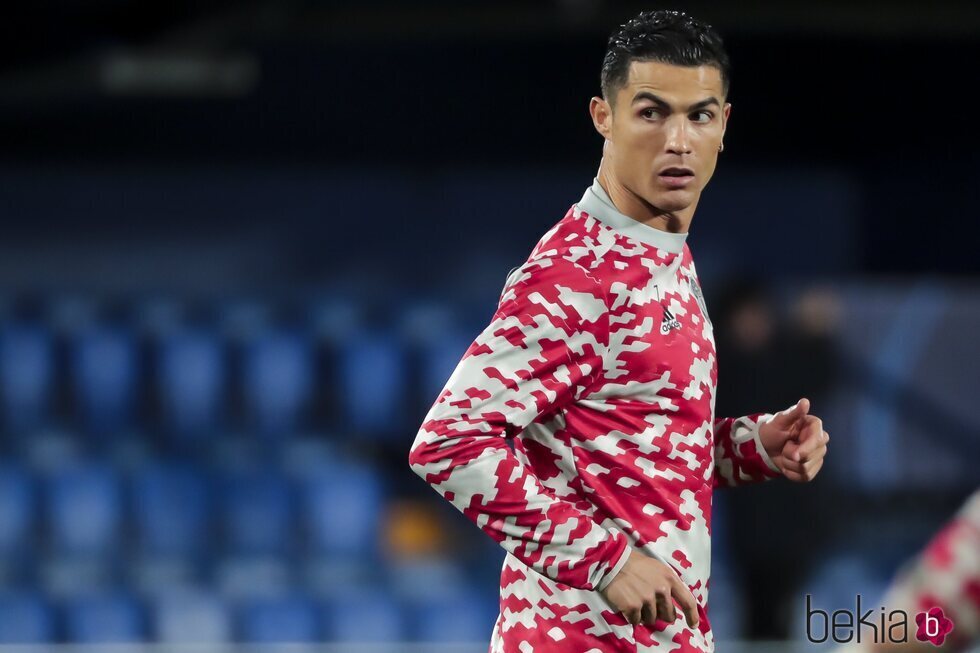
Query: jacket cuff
[[595, 536, 632, 593], [731, 413, 782, 479]]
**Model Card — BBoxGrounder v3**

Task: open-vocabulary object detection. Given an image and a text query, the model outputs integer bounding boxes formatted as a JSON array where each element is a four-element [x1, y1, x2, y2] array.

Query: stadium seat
[[337, 330, 407, 438], [242, 329, 314, 437], [220, 469, 293, 555], [408, 587, 499, 643], [218, 299, 272, 344], [157, 327, 226, 440], [387, 555, 469, 601], [132, 462, 210, 558], [0, 322, 53, 434], [0, 465, 34, 555], [0, 592, 54, 643], [302, 460, 384, 559], [308, 296, 362, 345], [47, 464, 122, 556], [63, 592, 144, 642], [128, 555, 203, 598], [152, 589, 232, 643], [301, 551, 378, 597], [417, 331, 474, 408], [239, 595, 320, 643], [704, 565, 747, 641], [323, 588, 405, 642], [396, 300, 473, 404], [279, 436, 340, 479], [215, 555, 292, 600], [791, 552, 891, 643], [71, 326, 138, 434]]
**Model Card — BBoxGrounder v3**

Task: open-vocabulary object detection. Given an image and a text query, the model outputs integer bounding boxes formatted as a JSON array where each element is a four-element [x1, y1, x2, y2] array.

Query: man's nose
[[665, 117, 693, 155]]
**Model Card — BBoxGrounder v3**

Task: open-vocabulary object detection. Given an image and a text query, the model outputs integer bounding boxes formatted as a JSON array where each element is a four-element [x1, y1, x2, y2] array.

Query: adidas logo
[[655, 284, 681, 334], [660, 305, 681, 334]]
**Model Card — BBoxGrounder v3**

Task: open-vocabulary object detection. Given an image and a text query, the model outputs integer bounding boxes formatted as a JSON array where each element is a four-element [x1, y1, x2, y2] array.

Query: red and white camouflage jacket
[[883, 489, 980, 650], [409, 178, 782, 652]]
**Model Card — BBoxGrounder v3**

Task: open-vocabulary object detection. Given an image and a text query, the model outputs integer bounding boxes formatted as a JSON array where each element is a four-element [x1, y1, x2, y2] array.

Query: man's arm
[[408, 255, 631, 592], [712, 413, 782, 487], [714, 398, 830, 487]]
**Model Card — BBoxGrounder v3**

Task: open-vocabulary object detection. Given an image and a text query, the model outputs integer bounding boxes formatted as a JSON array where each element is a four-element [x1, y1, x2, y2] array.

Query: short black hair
[[601, 10, 731, 103]]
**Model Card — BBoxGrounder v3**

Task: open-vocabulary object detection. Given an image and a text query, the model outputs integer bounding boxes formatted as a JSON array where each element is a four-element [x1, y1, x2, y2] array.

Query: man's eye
[[692, 110, 714, 123], [641, 108, 662, 119]]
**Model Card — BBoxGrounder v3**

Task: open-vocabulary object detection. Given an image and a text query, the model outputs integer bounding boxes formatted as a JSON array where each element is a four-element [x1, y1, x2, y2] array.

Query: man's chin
[[646, 190, 694, 213]]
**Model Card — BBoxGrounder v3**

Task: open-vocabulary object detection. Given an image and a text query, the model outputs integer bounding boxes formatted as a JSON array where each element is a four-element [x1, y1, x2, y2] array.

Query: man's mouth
[[658, 167, 695, 187]]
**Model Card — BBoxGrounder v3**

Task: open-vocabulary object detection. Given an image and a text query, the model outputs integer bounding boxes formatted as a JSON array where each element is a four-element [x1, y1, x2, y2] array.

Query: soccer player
[[408, 10, 830, 652]]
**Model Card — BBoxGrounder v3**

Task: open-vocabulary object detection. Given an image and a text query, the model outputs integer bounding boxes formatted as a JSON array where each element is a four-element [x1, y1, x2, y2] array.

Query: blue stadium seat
[[152, 589, 231, 643], [0, 593, 54, 643], [215, 556, 292, 601], [418, 330, 473, 407], [337, 330, 407, 437], [302, 554, 376, 596], [132, 463, 210, 558], [303, 461, 384, 559], [243, 329, 314, 437], [0, 322, 53, 434], [323, 588, 406, 642], [157, 328, 225, 440], [0, 465, 34, 555], [218, 299, 272, 344], [71, 326, 138, 433], [387, 556, 469, 601], [396, 300, 473, 404], [63, 593, 144, 642], [408, 588, 499, 643], [308, 296, 362, 345], [704, 564, 747, 641], [239, 595, 320, 643], [221, 470, 293, 555], [791, 552, 891, 644], [47, 464, 121, 556]]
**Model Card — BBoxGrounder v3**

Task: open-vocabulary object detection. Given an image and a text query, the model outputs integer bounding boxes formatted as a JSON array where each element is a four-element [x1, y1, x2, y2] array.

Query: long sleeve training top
[[409, 178, 781, 652]]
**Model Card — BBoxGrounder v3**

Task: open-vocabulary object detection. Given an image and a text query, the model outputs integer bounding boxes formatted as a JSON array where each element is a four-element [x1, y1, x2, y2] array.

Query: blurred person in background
[[713, 279, 844, 638], [836, 489, 979, 652], [409, 9, 830, 653]]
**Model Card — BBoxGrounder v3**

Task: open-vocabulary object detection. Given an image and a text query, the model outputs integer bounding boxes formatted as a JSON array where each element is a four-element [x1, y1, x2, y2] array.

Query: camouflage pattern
[[409, 180, 782, 652]]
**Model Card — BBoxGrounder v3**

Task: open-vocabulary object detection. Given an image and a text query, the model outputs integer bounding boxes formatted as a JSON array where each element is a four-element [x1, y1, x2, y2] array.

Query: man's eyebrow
[[631, 91, 721, 111]]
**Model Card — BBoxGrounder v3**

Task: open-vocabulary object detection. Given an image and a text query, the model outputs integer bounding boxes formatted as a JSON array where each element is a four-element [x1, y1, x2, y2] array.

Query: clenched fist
[[600, 547, 699, 628], [758, 397, 830, 482]]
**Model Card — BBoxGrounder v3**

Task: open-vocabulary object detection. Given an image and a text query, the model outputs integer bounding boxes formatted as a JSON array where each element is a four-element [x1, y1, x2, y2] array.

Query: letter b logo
[[915, 607, 954, 647]]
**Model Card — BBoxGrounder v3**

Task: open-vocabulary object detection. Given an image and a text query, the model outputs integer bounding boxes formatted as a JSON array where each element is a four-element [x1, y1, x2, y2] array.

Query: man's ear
[[721, 102, 732, 142], [589, 96, 613, 139]]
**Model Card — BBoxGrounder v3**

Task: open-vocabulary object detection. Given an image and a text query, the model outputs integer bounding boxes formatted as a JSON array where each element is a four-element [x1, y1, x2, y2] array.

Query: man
[[408, 10, 829, 652]]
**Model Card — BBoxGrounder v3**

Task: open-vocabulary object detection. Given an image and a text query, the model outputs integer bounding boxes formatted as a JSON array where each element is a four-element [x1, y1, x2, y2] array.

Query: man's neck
[[596, 163, 695, 234]]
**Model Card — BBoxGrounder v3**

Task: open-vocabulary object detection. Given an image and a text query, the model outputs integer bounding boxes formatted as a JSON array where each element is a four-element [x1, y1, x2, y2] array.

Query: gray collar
[[578, 177, 689, 254]]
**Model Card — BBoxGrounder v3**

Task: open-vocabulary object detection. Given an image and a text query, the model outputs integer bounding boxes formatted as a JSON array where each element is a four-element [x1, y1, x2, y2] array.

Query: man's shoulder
[[496, 204, 613, 305], [499, 252, 605, 314], [525, 205, 610, 268], [528, 204, 592, 253]]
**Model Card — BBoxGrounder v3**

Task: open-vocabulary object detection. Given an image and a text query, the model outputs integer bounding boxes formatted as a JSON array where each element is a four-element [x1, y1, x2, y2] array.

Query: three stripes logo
[[656, 285, 682, 335]]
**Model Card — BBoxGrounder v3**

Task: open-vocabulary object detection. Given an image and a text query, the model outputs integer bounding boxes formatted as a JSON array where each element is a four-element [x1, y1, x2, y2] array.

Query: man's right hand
[[600, 547, 700, 629]]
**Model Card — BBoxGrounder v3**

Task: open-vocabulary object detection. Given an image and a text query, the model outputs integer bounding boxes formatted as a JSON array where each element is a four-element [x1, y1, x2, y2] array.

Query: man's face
[[600, 60, 730, 214]]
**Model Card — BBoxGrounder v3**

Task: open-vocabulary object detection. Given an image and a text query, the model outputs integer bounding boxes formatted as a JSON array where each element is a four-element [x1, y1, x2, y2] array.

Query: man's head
[[590, 10, 731, 220]]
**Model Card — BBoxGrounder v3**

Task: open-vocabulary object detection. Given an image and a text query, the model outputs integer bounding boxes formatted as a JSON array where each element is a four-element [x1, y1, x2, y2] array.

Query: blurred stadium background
[[0, 1, 977, 651]]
